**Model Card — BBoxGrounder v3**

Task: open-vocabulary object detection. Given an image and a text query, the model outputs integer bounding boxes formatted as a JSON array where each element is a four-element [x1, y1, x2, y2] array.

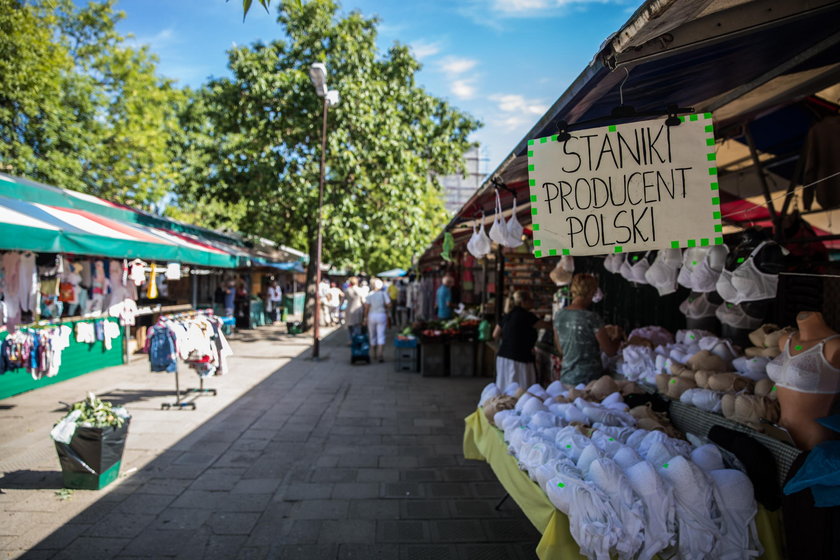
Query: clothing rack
[[155, 308, 220, 411]]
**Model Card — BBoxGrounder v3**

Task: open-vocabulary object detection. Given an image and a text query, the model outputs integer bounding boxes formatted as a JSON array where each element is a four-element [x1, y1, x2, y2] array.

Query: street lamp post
[[308, 63, 339, 359]]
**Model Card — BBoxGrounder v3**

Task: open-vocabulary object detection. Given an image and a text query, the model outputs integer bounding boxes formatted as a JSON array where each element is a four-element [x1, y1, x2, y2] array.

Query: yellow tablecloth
[[463, 408, 785, 560]]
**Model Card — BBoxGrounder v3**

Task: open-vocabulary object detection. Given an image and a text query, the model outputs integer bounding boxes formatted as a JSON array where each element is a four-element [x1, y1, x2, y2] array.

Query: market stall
[[0, 178, 244, 399], [413, 1, 840, 558]]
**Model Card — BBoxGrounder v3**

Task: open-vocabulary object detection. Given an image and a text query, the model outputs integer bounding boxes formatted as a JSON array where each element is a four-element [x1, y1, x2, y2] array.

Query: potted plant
[[51, 393, 131, 490]]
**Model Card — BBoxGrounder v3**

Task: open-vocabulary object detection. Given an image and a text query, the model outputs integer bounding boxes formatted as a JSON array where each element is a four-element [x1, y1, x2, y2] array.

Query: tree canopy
[[184, 0, 481, 273], [1, 0, 480, 277], [0, 0, 185, 210]]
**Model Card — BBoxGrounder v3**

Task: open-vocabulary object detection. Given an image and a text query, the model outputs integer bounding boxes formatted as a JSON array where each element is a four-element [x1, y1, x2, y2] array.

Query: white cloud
[[451, 79, 477, 100], [491, 0, 614, 15], [439, 56, 478, 77], [409, 39, 442, 60], [485, 93, 549, 130], [128, 27, 177, 49], [489, 94, 548, 116], [459, 0, 622, 27]]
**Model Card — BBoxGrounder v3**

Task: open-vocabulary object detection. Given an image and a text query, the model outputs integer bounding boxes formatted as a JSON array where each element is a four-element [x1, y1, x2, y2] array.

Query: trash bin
[[55, 420, 130, 490]]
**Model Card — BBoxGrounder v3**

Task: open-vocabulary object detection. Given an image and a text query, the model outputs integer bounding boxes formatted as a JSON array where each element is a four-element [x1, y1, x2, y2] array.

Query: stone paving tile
[[231, 478, 280, 494], [425, 482, 473, 498], [83, 512, 156, 539], [356, 468, 402, 482], [430, 519, 486, 542], [399, 499, 450, 519], [51, 537, 129, 560], [399, 544, 458, 560], [376, 520, 429, 543], [348, 499, 399, 520], [338, 543, 401, 560], [459, 543, 524, 560], [152, 507, 212, 531], [331, 482, 380, 500], [289, 499, 349, 520], [382, 482, 424, 499], [281, 482, 334, 501], [309, 468, 358, 483], [279, 544, 338, 560], [318, 519, 376, 544], [400, 468, 441, 482], [206, 511, 261, 536]]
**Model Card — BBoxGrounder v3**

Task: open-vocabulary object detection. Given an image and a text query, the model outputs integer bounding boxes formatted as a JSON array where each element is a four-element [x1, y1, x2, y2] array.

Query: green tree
[[0, 0, 186, 210], [186, 0, 480, 327]]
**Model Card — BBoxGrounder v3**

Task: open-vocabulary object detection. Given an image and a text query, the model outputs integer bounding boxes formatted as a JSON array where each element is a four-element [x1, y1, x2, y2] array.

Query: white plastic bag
[[50, 409, 82, 444]]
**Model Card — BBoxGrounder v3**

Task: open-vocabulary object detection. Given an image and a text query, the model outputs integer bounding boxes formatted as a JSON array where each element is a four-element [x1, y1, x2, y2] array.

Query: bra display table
[[463, 407, 784, 560]]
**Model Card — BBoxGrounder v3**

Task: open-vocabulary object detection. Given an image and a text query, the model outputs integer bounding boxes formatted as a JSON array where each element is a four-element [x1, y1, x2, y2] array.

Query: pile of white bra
[[479, 381, 763, 560], [467, 191, 524, 258], [618, 328, 770, 386]]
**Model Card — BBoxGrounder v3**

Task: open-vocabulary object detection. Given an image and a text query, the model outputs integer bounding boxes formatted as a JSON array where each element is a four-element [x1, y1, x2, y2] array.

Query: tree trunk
[[302, 232, 318, 331]]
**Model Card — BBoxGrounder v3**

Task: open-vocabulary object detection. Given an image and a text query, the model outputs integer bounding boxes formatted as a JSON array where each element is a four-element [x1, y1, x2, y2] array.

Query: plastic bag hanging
[[488, 191, 507, 246], [441, 231, 454, 262], [474, 215, 492, 256], [505, 197, 524, 248], [467, 222, 480, 259]]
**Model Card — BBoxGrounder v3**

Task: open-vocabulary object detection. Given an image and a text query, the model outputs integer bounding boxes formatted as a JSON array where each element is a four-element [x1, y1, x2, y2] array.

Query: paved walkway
[[0, 325, 539, 559]]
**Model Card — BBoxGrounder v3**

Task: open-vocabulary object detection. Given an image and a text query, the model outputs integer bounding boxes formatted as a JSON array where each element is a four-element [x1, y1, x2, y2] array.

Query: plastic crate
[[394, 337, 419, 348], [394, 347, 419, 372]]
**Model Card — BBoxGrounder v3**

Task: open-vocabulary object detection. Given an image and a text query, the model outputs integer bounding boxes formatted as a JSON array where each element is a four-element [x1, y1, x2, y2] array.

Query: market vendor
[[493, 290, 552, 388], [436, 275, 455, 320], [553, 273, 624, 386]]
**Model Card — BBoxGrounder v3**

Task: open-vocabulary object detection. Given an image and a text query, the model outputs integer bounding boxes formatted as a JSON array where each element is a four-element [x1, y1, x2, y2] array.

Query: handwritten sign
[[527, 113, 721, 257]]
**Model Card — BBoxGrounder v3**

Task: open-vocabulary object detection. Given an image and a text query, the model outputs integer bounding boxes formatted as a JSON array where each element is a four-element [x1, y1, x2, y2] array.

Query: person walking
[[364, 278, 391, 363], [387, 280, 399, 326], [493, 290, 552, 388], [327, 282, 343, 325], [267, 280, 283, 325], [344, 277, 365, 342]]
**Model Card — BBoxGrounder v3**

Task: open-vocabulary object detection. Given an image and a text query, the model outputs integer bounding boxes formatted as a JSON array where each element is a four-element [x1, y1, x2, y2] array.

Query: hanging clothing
[[18, 252, 38, 312], [802, 116, 840, 211]]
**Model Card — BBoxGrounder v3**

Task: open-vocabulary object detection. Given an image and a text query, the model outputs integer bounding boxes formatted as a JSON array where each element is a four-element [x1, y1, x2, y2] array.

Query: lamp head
[[308, 62, 328, 97]]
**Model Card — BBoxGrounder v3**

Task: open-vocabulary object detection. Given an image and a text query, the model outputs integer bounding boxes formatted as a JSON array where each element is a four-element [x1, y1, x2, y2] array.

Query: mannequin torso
[[775, 311, 840, 450]]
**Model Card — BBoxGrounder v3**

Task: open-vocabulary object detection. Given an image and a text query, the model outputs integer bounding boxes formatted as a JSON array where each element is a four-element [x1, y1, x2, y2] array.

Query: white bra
[[690, 246, 728, 293], [766, 334, 840, 394], [716, 241, 780, 304], [676, 248, 707, 290], [715, 302, 763, 330], [679, 293, 720, 319], [604, 253, 625, 274], [620, 252, 651, 284], [645, 249, 681, 295]]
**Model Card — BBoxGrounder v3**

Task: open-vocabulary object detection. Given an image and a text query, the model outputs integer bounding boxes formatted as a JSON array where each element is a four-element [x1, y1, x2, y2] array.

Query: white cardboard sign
[[527, 113, 721, 257]]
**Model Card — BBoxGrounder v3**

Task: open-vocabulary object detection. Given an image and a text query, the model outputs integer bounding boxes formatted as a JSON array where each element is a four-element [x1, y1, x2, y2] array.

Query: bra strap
[[820, 334, 840, 345], [748, 240, 772, 259]]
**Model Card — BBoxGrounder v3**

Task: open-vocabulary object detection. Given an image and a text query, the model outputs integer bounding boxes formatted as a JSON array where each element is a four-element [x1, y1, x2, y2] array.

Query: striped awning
[[0, 196, 239, 268]]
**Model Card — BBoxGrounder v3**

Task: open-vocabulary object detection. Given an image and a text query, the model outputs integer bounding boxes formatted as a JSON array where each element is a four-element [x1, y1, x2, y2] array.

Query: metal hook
[[618, 66, 630, 107]]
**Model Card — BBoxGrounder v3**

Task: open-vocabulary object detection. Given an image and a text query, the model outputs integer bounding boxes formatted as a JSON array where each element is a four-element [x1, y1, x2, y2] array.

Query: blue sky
[[114, 0, 640, 171]]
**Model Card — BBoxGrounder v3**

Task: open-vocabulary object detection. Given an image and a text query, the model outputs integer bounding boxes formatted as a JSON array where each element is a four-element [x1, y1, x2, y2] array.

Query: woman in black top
[[493, 290, 552, 390]]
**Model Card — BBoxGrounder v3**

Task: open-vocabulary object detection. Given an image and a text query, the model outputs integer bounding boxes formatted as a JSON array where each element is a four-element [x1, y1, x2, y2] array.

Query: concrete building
[[439, 146, 489, 215]]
